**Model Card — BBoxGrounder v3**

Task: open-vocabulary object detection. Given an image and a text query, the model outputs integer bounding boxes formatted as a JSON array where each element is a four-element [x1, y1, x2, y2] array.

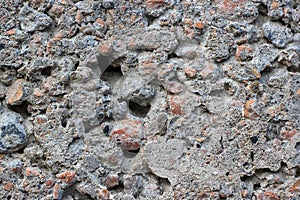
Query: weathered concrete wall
[[0, 0, 299, 199]]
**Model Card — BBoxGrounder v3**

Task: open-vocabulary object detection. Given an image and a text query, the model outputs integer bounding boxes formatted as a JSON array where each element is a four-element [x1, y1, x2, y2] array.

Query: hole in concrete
[[103, 124, 111, 136], [41, 66, 52, 76], [96, 107, 105, 123], [62, 184, 94, 200], [0, 43, 5, 50], [101, 64, 123, 86], [250, 151, 254, 161], [224, 82, 231, 91], [16, 146, 25, 154], [122, 148, 140, 158], [158, 177, 171, 195], [128, 101, 151, 118], [250, 136, 258, 144], [168, 53, 179, 59], [219, 194, 227, 200], [295, 142, 300, 151], [243, 162, 250, 167], [240, 175, 249, 182], [145, 14, 156, 26], [257, 3, 268, 16], [255, 168, 273, 175], [287, 66, 300, 73], [60, 109, 70, 128], [266, 121, 284, 141], [253, 183, 261, 190], [295, 167, 300, 177], [8, 101, 31, 117]]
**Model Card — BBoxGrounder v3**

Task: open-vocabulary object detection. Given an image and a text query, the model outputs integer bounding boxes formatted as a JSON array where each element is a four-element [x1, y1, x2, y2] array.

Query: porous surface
[[0, 0, 299, 199]]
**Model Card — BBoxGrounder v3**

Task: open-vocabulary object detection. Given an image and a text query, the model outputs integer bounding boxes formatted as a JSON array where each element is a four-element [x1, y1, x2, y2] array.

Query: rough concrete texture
[[0, 0, 300, 199]]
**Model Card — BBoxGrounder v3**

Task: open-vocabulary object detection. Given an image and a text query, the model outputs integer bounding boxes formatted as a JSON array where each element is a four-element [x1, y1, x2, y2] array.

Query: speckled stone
[[0, 112, 27, 153]]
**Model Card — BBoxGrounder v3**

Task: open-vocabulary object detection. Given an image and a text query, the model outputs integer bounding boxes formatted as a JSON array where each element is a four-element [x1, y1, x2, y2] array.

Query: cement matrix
[[0, 0, 300, 199]]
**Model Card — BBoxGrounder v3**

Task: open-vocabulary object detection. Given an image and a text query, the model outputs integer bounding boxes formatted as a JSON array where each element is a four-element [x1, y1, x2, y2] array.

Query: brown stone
[[56, 171, 76, 183], [290, 178, 300, 192], [97, 188, 110, 199], [105, 174, 119, 189], [281, 129, 297, 139], [194, 21, 204, 29], [53, 31, 64, 41], [6, 79, 25, 105], [169, 95, 182, 115], [244, 99, 258, 119], [53, 183, 60, 199], [110, 120, 143, 150], [95, 18, 106, 28], [6, 28, 16, 35], [99, 41, 112, 55], [49, 4, 65, 17], [264, 191, 280, 200], [45, 179, 54, 188], [75, 10, 83, 24], [3, 183, 14, 191], [145, 0, 166, 9], [184, 67, 197, 78]]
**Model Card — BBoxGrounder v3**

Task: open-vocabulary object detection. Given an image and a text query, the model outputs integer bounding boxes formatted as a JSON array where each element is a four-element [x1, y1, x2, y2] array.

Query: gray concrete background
[[0, 0, 300, 199]]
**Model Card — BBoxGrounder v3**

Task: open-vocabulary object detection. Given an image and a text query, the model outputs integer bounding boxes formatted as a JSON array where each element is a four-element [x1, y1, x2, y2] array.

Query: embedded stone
[[0, 112, 27, 153]]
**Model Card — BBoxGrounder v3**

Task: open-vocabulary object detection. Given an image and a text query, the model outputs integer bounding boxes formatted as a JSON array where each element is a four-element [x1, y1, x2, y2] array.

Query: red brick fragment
[[110, 120, 143, 150], [264, 191, 280, 200], [169, 95, 182, 115], [99, 41, 112, 55], [290, 179, 300, 192], [282, 129, 297, 139], [26, 167, 40, 177], [6, 28, 16, 35], [244, 99, 258, 119], [97, 188, 110, 199], [184, 67, 197, 78], [6, 79, 25, 105], [4, 183, 14, 191], [53, 183, 60, 199], [56, 171, 76, 183], [194, 21, 204, 29], [145, 0, 166, 9], [45, 179, 54, 188], [49, 4, 64, 17], [105, 174, 119, 189], [220, 0, 246, 13]]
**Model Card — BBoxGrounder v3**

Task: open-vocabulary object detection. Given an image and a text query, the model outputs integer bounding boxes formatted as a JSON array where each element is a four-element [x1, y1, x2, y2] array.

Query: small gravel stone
[[252, 44, 278, 72], [0, 83, 6, 99], [0, 112, 27, 153], [263, 21, 293, 48], [19, 6, 53, 32], [5, 79, 27, 105], [206, 28, 235, 62]]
